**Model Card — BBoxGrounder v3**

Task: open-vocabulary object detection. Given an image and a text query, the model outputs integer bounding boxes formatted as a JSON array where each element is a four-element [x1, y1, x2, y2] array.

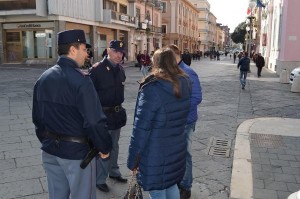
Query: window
[[174, 40, 178, 45], [162, 2, 167, 13], [162, 25, 167, 33], [0, 0, 35, 10], [119, 4, 127, 14]]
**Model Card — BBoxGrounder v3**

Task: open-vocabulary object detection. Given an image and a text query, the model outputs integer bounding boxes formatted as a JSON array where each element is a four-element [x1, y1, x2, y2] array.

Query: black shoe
[[96, 183, 109, 192], [109, 175, 128, 183], [180, 187, 191, 199]]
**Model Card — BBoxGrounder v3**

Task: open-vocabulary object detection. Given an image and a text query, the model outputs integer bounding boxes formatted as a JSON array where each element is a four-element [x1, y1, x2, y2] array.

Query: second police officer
[[89, 40, 128, 192]]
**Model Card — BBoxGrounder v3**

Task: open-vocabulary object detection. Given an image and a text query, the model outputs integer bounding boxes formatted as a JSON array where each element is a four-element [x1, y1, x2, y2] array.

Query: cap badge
[[119, 42, 123, 47]]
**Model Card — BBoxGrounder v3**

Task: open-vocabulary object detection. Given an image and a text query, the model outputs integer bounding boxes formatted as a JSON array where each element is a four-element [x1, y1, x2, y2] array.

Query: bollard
[[287, 190, 300, 199], [280, 69, 289, 84], [291, 76, 300, 92]]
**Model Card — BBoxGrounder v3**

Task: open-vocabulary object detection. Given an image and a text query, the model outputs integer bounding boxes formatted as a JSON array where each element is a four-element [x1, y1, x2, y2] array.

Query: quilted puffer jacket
[[127, 75, 191, 191]]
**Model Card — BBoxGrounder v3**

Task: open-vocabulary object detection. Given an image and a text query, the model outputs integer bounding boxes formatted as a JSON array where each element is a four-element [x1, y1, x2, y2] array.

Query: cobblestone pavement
[[0, 56, 299, 199]]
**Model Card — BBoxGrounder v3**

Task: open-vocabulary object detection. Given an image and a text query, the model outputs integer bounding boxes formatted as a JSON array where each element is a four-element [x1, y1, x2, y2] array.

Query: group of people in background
[[33, 29, 202, 199]]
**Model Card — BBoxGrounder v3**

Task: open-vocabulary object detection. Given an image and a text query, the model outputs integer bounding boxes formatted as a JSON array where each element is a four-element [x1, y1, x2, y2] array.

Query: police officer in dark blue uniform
[[32, 29, 112, 199], [89, 40, 127, 192]]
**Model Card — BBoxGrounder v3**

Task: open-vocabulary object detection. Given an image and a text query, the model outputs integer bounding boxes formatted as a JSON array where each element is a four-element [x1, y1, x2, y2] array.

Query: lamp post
[[247, 1, 256, 55]]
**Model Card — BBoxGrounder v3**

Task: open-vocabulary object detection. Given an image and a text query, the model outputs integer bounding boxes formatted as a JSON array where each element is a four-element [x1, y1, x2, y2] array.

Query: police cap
[[109, 40, 125, 53], [57, 29, 91, 48]]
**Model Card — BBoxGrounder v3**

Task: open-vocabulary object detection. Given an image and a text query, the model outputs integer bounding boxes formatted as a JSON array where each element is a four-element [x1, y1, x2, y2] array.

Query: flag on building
[[257, 0, 266, 8]]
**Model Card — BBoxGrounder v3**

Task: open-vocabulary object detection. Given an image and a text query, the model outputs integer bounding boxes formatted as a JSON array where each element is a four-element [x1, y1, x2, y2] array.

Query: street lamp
[[247, 1, 256, 56]]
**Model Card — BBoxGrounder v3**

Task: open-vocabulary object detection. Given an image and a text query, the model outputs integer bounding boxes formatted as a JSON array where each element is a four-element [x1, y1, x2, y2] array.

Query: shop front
[[2, 22, 55, 64]]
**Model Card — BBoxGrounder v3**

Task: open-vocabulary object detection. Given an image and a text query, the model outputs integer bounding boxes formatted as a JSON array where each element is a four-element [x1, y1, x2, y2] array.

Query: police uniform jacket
[[32, 56, 112, 160], [127, 76, 191, 191], [89, 57, 126, 129]]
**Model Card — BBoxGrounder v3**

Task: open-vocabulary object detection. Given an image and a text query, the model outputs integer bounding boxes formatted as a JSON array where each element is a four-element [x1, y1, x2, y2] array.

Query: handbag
[[124, 170, 143, 199]]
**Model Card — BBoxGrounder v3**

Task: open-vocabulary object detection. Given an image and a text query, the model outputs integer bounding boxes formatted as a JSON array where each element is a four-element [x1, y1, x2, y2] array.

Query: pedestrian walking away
[[233, 52, 237, 63], [127, 47, 191, 199], [32, 29, 112, 199], [140, 50, 152, 77], [89, 40, 128, 193], [237, 52, 251, 89], [168, 45, 202, 199], [255, 53, 265, 77]]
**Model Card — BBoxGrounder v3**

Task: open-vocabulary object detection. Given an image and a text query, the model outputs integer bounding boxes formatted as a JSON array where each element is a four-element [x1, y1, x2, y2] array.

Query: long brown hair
[[151, 47, 186, 98]]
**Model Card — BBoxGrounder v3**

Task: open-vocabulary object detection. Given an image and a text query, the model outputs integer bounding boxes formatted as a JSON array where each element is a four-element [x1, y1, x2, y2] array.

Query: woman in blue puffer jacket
[[127, 47, 191, 199]]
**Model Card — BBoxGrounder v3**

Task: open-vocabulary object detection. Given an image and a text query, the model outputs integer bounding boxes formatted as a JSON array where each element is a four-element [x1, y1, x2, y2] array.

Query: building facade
[[259, 0, 300, 74], [0, 0, 163, 65]]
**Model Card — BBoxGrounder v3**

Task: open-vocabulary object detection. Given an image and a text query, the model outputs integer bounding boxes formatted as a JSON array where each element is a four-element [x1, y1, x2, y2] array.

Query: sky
[[208, 0, 250, 32]]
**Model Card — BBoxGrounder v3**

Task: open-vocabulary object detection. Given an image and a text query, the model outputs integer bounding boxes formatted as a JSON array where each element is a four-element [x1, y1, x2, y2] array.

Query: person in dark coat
[[255, 53, 265, 77], [127, 47, 191, 198], [237, 52, 251, 89], [182, 49, 192, 66], [32, 29, 112, 199], [89, 40, 128, 193]]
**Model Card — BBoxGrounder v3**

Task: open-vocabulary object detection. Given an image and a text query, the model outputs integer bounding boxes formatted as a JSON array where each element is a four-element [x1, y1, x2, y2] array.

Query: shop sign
[[35, 33, 46, 38], [120, 15, 129, 22], [3, 22, 54, 29]]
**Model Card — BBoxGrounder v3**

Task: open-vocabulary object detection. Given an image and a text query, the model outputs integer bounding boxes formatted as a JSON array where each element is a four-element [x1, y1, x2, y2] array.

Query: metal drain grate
[[207, 137, 232, 158], [251, 133, 285, 148], [208, 147, 231, 157]]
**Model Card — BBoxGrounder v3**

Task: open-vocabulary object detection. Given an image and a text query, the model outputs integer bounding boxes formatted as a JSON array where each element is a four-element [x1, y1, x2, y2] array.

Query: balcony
[[136, 22, 162, 34], [103, 9, 136, 28]]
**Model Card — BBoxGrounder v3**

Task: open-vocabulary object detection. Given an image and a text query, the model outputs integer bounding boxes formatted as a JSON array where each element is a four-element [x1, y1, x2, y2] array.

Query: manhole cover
[[251, 133, 285, 148]]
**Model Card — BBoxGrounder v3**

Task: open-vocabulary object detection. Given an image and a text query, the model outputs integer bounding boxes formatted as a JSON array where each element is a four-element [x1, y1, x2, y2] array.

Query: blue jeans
[[240, 71, 248, 87], [149, 184, 180, 199], [180, 122, 196, 191], [141, 65, 149, 77]]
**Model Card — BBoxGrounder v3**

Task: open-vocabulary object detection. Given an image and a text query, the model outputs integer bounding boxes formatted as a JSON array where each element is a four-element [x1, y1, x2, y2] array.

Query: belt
[[43, 131, 89, 145], [102, 105, 122, 113]]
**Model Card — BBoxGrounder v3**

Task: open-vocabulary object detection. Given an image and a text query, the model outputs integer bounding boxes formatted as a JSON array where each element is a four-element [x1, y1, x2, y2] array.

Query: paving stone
[[268, 148, 286, 155], [270, 159, 291, 167], [260, 152, 278, 160], [16, 155, 42, 167], [0, 136, 21, 145], [0, 142, 32, 152], [253, 179, 265, 189], [261, 164, 283, 173], [264, 181, 288, 191], [282, 167, 300, 175], [286, 183, 300, 192], [253, 188, 278, 199], [0, 130, 28, 138], [278, 154, 296, 161], [290, 161, 300, 168], [277, 191, 292, 199], [0, 179, 44, 199], [0, 159, 16, 171], [4, 147, 41, 159], [0, 165, 45, 184], [273, 173, 297, 183]]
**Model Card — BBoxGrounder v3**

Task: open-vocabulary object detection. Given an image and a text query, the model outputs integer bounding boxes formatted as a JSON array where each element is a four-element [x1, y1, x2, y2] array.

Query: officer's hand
[[99, 152, 110, 159]]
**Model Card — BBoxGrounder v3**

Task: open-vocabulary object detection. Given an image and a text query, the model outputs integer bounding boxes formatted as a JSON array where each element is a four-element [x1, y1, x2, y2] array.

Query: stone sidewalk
[[231, 118, 300, 199]]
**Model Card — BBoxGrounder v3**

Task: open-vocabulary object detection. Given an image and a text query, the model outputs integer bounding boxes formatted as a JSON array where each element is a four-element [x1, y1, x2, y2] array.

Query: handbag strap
[[127, 169, 142, 198]]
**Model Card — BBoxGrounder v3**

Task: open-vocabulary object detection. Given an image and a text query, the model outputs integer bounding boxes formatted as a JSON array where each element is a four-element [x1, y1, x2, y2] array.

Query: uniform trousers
[[42, 151, 96, 199], [96, 128, 122, 184]]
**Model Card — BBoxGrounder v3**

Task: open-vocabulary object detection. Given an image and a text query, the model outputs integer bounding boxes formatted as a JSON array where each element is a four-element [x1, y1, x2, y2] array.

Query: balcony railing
[[136, 22, 162, 33], [103, 9, 136, 27]]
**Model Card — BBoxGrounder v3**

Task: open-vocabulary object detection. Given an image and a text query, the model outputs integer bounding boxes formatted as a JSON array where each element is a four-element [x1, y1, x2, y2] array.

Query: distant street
[[0, 55, 299, 199]]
